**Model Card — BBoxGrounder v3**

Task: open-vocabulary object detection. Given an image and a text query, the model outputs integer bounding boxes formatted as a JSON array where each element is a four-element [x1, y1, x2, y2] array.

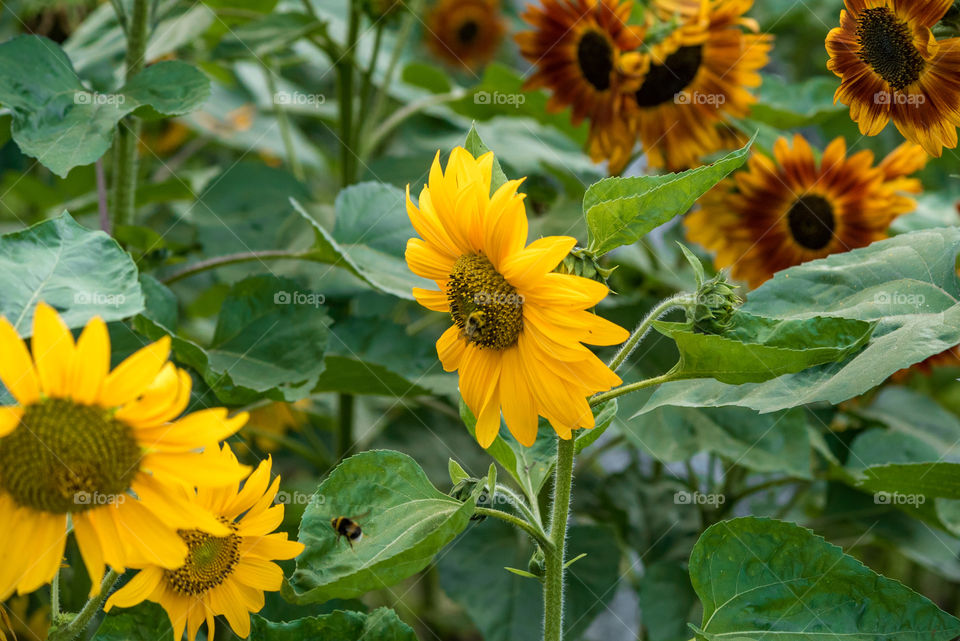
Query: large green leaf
[[293, 183, 429, 300], [286, 450, 476, 603], [642, 229, 960, 414], [653, 313, 874, 385], [857, 463, 960, 500], [750, 75, 844, 128], [92, 602, 173, 640], [135, 275, 330, 404], [690, 517, 960, 641], [249, 608, 417, 641], [0, 36, 209, 176], [584, 140, 752, 256], [638, 561, 698, 641], [0, 212, 143, 335], [438, 519, 621, 641]]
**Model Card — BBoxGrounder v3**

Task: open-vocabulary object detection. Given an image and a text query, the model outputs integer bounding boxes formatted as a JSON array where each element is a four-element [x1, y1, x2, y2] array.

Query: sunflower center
[[447, 254, 523, 350], [856, 7, 924, 91], [165, 520, 241, 596], [0, 398, 141, 514], [635, 45, 703, 107], [458, 19, 479, 44], [577, 30, 614, 91], [787, 195, 836, 251]]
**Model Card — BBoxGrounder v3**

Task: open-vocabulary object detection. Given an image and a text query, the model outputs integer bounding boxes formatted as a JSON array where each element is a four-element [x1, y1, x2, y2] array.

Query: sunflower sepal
[[554, 246, 618, 286]]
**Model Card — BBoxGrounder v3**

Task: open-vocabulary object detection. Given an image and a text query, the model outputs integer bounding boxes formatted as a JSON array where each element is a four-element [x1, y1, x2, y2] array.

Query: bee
[[331, 511, 370, 549], [463, 310, 487, 341]]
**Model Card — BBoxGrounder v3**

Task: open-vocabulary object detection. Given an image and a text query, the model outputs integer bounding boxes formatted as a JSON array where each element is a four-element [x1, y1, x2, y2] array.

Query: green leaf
[[638, 561, 698, 641], [0, 36, 209, 176], [449, 459, 469, 485], [573, 400, 618, 454], [750, 74, 844, 128], [642, 228, 960, 414], [293, 184, 428, 300], [857, 463, 960, 500], [690, 517, 960, 641], [584, 140, 752, 256], [286, 450, 476, 603], [0, 212, 143, 335], [249, 608, 417, 640], [135, 275, 330, 404], [464, 124, 509, 193], [93, 602, 173, 640], [438, 520, 620, 641], [213, 12, 326, 59], [653, 312, 874, 384], [402, 62, 452, 94]]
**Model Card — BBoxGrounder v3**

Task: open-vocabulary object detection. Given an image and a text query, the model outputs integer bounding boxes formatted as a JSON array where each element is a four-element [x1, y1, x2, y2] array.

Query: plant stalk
[[337, 1, 361, 186], [474, 507, 552, 551], [48, 569, 121, 641], [337, 393, 354, 459], [161, 249, 312, 284], [263, 62, 304, 180], [607, 293, 689, 372], [588, 371, 678, 407], [543, 437, 575, 641]]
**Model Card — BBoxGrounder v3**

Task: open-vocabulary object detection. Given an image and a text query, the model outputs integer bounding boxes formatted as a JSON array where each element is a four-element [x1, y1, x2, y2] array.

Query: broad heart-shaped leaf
[[584, 139, 752, 256], [642, 228, 960, 414], [135, 275, 330, 405], [626, 406, 812, 478], [0, 36, 209, 176], [293, 185, 429, 300], [92, 602, 172, 640], [438, 519, 620, 641], [464, 124, 509, 193], [249, 608, 417, 641], [653, 313, 874, 385], [286, 450, 476, 603], [690, 517, 960, 641], [0, 212, 143, 336]]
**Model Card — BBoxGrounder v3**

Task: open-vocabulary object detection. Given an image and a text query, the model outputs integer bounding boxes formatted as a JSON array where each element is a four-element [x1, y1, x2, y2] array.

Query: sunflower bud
[[527, 545, 546, 579], [554, 246, 616, 286], [450, 477, 491, 520], [688, 272, 741, 334]]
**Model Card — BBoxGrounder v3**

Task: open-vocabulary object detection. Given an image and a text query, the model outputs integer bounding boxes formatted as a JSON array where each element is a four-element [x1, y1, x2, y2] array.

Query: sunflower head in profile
[[405, 147, 629, 447], [685, 135, 928, 288], [591, 0, 772, 172], [425, 0, 505, 70], [0, 303, 249, 601], [105, 443, 303, 641], [516, 0, 647, 130], [826, 0, 960, 156]]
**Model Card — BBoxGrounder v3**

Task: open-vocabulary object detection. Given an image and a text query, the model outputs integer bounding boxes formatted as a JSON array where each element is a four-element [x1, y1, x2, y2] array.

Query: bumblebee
[[331, 511, 369, 549], [462, 310, 487, 341]]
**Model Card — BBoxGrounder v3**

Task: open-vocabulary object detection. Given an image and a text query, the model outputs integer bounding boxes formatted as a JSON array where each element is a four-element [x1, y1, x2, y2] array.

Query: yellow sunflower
[[405, 147, 629, 447], [0, 303, 249, 600], [105, 443, 303, 641], [592, 0, 772, 172], [517, 0, 647, 169], [826, 0, 960, 156], [685, 134, 928, 288], [425, 0, 505, 70]]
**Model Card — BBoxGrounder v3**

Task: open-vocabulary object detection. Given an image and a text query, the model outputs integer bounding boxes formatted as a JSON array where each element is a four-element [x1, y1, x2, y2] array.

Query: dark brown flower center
[[787, 194, 836, 250], [0, 398, 141, 514], [856, 7, 925, 91], [577, 30, 614, 91], [635, 45, 703, 107], [165, 519, 241, 596], [447, 254, 523, 350], [457, 19, 479, 44]]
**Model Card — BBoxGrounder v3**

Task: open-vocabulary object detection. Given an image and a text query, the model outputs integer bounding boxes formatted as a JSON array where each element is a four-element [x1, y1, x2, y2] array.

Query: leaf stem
[[474, 507, 552, 551], [337, 393, 354, 459], [263, 61, 304, 180], [47, 569, 121, 641], [364, 89, 467, 156], [95, 158, 110, 234], [366, 0, 421, 131], [110, 0, 150, 228], [337, 1, 361, 186], [607, 293, 689, 372], [495, 484, 544, 530], [588, 371, 678, 407], [161, 249, 312, 284], [51, 568, 60, 619], [543, 437, 575, 641]]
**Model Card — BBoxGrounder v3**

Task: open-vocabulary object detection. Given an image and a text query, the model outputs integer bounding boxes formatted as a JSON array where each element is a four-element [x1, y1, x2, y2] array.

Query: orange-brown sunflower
[[105, 443, 303, 641], [685, 135, 928, 288], [0, 303, 249, 600], [826, 0, 960, 156], [517, 0, 647, 160], [592, 0, 772, 172], [425, 0, 505, 70], [405, 147, 629, 447]]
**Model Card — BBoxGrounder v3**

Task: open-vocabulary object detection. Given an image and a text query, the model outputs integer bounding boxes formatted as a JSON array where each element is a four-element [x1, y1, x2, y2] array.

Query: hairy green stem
[[496, 484, 544, 530], [110, 0, 150, 228], [48, 570, 121, 641], [608, 293, 689, 372], [162, 249, 312, 284], [543, 437, 575, 641], [588, 372, 678, 407], [474, 507, 552, 551]]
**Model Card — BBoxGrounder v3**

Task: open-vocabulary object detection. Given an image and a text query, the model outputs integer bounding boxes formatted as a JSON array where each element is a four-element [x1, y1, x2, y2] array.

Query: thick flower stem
[[110, 0, 150, 228], [607, 293, 689, 372], [48, 569, 121, 641], [543, 437, 575, 641]]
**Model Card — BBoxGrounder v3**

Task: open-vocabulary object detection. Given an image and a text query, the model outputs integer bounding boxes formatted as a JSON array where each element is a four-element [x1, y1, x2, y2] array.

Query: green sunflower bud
[[554, 246, 617, 286], [527, 545, 546, 578], [450, 477, 491, 521], [689, 273, 741, 334]]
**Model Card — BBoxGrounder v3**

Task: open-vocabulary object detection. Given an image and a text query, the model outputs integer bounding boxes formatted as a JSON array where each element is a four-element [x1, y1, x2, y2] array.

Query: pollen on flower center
[[165, 520, 241, 596], [856, 7, 924, 91], [635, 45, 704, 107], [787, 194, 836, 250], [577, 30, 614, 91], [0, 398, 141, 514], [447, 254, 524, 350]]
